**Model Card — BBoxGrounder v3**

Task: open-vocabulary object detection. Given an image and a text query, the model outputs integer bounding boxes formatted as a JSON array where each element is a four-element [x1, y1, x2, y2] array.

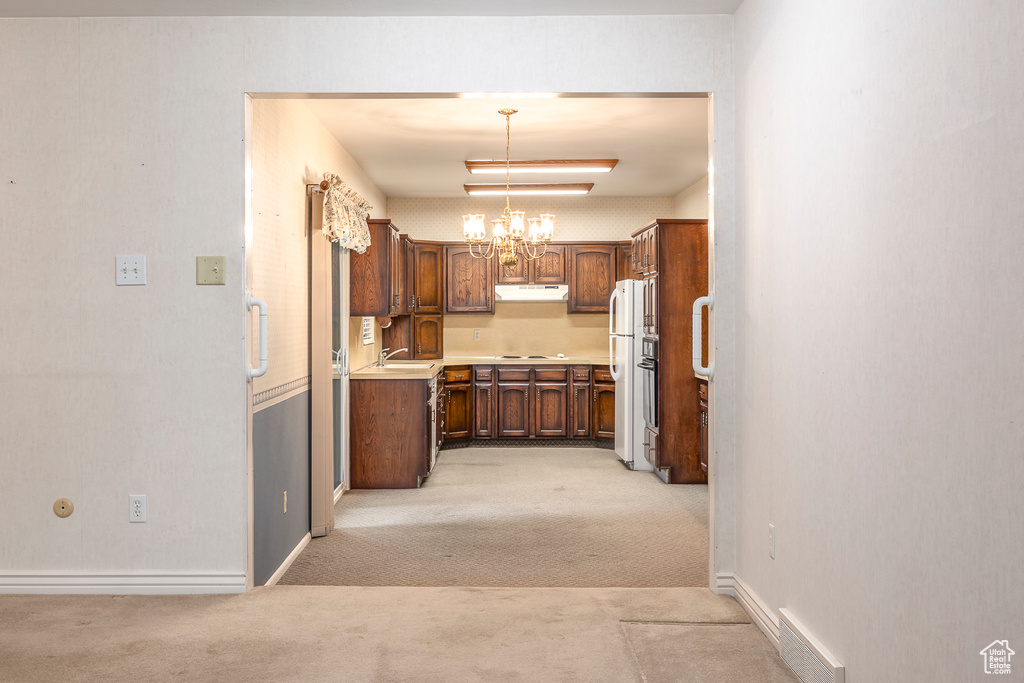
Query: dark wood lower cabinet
[[592, 381, 615, 439], [569, 367, 591, 438], [497, 383, 530, 437], [534, 383, 568, 437], [350, 378, 430, 489], [474, 383, 494, 438], [443, 366, 472, 441]]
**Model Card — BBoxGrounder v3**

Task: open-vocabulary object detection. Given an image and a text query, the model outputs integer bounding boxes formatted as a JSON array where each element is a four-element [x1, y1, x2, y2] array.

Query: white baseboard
[[0, 572, 247, 595], [716, 572, 780, 647], [263, 532, 310, 587]]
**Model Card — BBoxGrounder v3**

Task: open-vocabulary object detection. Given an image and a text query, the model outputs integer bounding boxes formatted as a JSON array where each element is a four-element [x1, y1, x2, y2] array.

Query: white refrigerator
[[608, 280, 652, 470]]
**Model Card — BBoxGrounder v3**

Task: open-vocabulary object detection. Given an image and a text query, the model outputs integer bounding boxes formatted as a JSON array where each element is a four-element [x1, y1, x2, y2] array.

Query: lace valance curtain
[[321, 173, 373, 253]]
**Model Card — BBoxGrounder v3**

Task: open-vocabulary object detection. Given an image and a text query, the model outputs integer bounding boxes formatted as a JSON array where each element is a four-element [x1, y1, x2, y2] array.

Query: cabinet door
[[616, 242, 634, 283], [497, 383, 530, 437], [534, 382, 568, 437], [413, 244, 444, 314], [647, 226, 658, 274], [567, 244, 617, 313], [570, 381, 591, 437], [647, 274, 658, 336], [350, 220, 392, 317], [532, 245, 566, 284], [631, 234, 643, 274], [444, 384, 472, 441], [403, 236, 416, 314], [592, 382, 615, 439], [446, 245, 494, 313], [496, 256, 529, 284], [413, 314, 443, 359], [388, 227, 401, 317], [474, 382, 494, 438]]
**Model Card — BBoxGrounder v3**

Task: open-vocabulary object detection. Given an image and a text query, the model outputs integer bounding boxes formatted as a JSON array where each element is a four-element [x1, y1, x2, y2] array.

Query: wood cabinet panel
[[496, 256, 529, 284], [592, 382, 615, 439], [444, 382, 472, 441], [350, 220, 397, 317], [414, 315, 443, 359], [567, 244, 617, 313], [533, 245, 566, 284], [446, 245, 494, 313], [474, 381, 495, 438], [534, 383, 568, 437], [402, 235, 415, 314], [497, 383, 530, 437], [570, 382, 591, 438], [381, 315, 413, 360], [413, 243, 444, 314], [350, 378, 429, 489]]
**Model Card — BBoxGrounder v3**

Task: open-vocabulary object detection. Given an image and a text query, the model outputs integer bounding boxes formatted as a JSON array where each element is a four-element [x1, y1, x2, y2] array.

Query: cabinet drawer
[[445, 366, 471, 384], [474, 365, 493, 381], [593, 366, 613, 383], [571, 367, 591, 382], [534, 367, 567, 382], [497, 367, 531, 382]]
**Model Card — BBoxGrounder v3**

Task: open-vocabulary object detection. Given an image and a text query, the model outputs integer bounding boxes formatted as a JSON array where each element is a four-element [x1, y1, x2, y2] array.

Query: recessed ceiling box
[[494, 284, 568, 302]]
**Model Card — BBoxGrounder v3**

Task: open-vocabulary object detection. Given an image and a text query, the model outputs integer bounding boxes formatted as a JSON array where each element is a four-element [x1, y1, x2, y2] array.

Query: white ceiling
[[0, 0, 743, 17], [301, 95, 710, 198]]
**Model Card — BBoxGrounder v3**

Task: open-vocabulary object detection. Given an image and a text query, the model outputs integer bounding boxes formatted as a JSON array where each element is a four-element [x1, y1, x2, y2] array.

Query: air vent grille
[[778, 609, 845, 683]]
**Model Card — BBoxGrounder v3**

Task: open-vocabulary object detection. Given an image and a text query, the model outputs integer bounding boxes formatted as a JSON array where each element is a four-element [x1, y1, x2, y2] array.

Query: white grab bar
[[247, 295, 268, 381], [692, 294, 713, 379]]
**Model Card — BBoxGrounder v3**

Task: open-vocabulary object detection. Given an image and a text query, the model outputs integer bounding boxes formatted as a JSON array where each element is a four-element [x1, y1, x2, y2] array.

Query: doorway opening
[[244, 92, 717, 590]]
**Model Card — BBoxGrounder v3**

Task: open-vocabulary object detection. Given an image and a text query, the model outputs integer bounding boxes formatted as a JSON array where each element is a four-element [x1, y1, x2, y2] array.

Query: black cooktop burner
[[527, 355, 549, 359]]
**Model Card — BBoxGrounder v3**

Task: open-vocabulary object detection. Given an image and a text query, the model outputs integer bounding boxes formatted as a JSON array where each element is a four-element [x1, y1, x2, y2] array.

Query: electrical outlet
[[768, 523, 775, 559], [473, 329, 481, 341], [116, 255, 147, 285], [283, 491, 287, 514], [129, 494, 147, 523]]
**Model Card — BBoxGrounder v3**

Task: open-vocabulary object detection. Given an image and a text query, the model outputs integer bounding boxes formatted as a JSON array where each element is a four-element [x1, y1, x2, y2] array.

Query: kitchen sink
[[380, 362, 434, 369]]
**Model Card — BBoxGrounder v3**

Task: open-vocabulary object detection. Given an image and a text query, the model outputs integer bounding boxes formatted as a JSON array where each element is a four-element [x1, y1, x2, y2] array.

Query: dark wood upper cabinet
[[413, 243, 444, 314], [446, 245, 494, 313], [413, 314, 443, 359], [351, 219, 400, 317], [403, 235, 416, 314], [496, 256, 530, 284], [532, 245, 566, 284], [616, 241, 638, 282], [567, 244, 617, 313]]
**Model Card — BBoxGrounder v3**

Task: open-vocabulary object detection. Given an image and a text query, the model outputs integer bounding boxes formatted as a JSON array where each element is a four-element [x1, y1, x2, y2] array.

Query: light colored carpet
[[624, 622, 799, 682], [281, 447, 709, 587], [0, 587, 773, 683]]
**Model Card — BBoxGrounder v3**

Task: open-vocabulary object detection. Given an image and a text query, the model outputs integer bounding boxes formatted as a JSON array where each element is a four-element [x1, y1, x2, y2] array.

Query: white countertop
[[350, 356, 610, 380]]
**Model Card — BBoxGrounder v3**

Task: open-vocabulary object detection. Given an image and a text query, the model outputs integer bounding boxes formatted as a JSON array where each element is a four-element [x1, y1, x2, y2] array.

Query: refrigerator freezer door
[[614, 334, 632, 462]]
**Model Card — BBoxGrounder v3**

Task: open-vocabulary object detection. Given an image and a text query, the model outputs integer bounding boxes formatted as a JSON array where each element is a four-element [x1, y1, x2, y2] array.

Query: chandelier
[[462, 109, 554, 268]]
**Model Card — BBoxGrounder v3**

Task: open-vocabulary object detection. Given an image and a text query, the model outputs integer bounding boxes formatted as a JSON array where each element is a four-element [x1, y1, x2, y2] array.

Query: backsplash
[[444, 302, 607, 358]]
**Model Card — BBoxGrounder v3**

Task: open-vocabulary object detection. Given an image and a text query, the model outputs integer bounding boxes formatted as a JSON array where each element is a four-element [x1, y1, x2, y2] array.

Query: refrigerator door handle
[[608, 287, 620, 336], [609, 334, 620, 381], [692, 294, 714, 379]]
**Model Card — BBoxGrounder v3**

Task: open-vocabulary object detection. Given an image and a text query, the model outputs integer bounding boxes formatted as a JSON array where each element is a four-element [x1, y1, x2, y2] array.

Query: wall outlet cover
[[196, 255, 226, 285], [129, 494, 147, 523], [116, 255, 147, 285]]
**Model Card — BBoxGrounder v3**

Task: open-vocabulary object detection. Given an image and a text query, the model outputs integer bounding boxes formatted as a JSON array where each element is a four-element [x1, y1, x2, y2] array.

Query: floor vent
[[779, 609, 845, 683]]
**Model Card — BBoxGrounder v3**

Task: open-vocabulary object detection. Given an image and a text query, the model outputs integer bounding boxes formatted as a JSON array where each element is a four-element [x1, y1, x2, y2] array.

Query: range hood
[[493, 284, 569, 302]]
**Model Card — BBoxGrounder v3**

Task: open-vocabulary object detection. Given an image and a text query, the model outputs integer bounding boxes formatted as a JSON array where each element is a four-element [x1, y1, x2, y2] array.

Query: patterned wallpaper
[[385, 196, 674, 242], [251, 99, 386, 400]]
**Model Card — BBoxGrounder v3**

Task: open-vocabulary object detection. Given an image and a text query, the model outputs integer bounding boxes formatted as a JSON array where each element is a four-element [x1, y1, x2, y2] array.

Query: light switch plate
[[196, 256, 226, 285], [116, 255, 147, 285]]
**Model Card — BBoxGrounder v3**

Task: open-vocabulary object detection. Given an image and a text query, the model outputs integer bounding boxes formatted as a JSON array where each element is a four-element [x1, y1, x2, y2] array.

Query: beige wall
[[444, 303, 607, 358], [673, 175, 709, 219], [251, 98, 385, 404], [0, 13, 736, 592], [733, 0, 1024, 679]]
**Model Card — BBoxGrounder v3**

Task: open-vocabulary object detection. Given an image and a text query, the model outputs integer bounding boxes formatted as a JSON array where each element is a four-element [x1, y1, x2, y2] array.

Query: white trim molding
[[263, 532, 311, 587], [0, 572, 247, 595], [716, 573, 780, 647]]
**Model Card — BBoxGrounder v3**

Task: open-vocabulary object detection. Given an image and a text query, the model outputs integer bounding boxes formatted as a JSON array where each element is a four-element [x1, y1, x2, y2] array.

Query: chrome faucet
[[378, 347, 408, 366]]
